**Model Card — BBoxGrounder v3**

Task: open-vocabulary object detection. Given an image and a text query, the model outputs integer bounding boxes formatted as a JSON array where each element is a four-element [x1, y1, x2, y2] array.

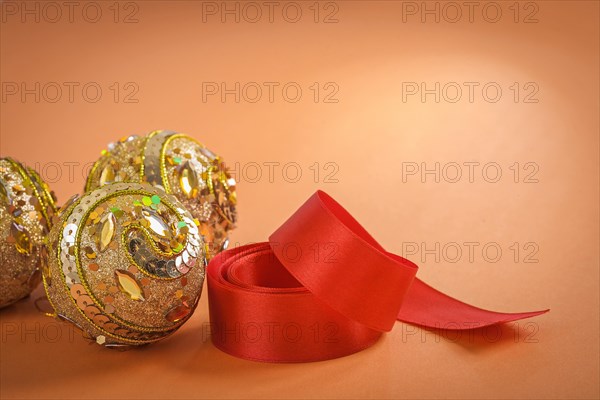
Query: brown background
[[1, 1, 598, 399]]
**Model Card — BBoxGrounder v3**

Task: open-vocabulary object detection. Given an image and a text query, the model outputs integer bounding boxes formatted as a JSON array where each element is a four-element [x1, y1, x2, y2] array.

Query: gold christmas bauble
[[43, 182, 206, 346], [85, 130, 237, 259], [0, 157, 57, 308]]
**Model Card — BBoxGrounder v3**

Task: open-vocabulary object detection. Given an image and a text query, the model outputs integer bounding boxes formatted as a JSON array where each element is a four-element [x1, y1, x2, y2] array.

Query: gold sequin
[[84, 246, 97, 259], [165, 304, 191, 323]]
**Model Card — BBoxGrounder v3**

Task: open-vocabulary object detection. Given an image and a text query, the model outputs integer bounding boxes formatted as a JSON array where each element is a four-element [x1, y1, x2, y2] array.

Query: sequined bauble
[[85, 130, 237, 259], [43, 182, 206, 346], [0, 157, 57, 308]]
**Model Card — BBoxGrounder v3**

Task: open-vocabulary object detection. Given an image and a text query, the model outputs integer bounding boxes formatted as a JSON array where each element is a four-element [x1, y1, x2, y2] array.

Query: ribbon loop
[[269, 191, 417, 332]]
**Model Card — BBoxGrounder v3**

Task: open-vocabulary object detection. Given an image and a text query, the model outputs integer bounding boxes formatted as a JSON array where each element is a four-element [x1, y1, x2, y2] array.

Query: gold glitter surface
[[0, 158, 57, 308], [84, 131, 237, 259], [44, 182, 206, 346]]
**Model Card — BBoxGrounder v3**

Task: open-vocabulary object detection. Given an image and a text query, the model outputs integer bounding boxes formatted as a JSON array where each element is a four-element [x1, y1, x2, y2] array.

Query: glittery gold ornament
[[0, 157, 57, 308], [85, 130, 237, 259], [43, 182, 206, 346]]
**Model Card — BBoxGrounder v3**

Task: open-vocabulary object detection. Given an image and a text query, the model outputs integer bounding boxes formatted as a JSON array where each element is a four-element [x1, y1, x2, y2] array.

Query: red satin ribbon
[[207, 191, 548, 362]]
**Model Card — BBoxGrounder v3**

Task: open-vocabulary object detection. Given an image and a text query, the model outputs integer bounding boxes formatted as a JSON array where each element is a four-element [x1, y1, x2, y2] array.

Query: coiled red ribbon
[[207, 191, 548, 362]]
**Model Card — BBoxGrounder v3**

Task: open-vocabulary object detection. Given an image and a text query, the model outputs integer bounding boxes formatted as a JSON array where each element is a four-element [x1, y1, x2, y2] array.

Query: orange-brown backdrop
[[1, 1, 598, 399]]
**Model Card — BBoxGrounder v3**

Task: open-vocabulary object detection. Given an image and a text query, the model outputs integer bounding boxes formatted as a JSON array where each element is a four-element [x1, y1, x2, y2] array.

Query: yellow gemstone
[[96, 213, 116, 252], [142, 208, 172, 239], [114, 270, 145, 301], [99, 164, 116, 186], [178, 162, 198, 198], [11, 222, 32, 255]]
